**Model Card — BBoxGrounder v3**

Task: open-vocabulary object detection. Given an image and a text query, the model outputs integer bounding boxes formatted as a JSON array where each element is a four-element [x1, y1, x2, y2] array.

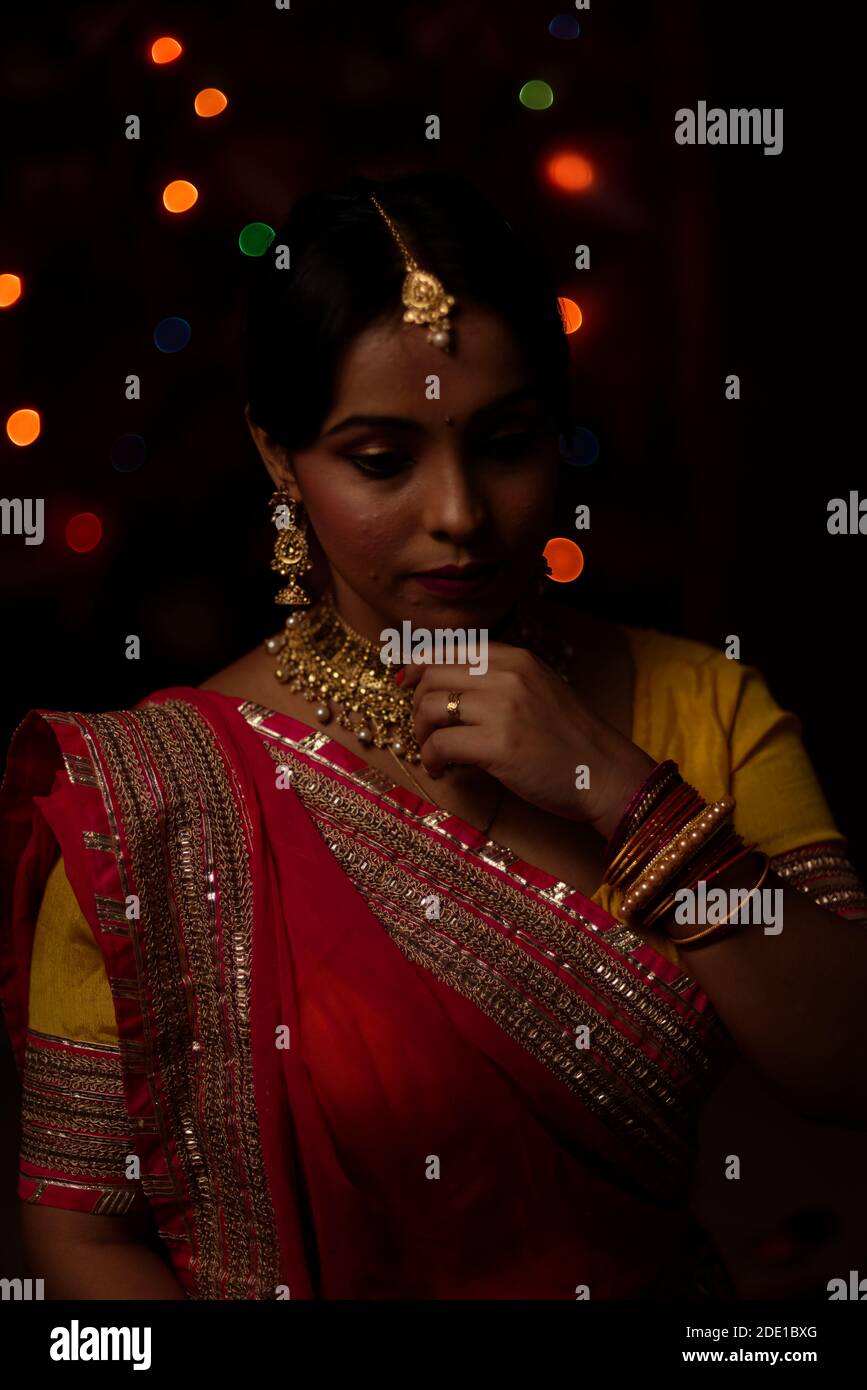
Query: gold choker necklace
[[266, 588, 423, 760], [264, 588, 573, 762]]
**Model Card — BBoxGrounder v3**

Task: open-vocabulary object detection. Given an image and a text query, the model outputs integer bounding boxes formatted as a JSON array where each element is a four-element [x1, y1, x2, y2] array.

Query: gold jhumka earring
[[269, 489, 313, 606]]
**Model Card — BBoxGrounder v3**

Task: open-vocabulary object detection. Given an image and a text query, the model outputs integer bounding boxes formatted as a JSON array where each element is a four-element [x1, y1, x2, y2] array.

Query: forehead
[[324, 303, 528, 420]]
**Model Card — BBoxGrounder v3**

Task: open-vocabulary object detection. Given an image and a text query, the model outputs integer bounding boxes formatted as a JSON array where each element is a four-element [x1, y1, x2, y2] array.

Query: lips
[[410, 562, 497, 597], [415, 563, 491, 579]]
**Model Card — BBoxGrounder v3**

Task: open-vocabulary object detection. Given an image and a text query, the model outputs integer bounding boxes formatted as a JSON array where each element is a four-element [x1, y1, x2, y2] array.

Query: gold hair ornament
[[369, 193, 456, 351]]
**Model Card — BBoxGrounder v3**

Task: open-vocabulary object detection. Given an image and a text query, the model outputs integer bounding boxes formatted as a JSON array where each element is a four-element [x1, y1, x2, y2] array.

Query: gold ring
[[445, 691, 462, 724]]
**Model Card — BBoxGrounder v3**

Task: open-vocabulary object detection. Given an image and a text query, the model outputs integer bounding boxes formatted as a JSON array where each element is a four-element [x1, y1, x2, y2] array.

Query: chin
[[402, 591, 519, 630], [397, 573, 531, 625]]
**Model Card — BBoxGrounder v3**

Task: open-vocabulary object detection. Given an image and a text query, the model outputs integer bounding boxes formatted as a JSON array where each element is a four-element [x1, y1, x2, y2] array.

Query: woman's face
[[250, 302, 561, 640]]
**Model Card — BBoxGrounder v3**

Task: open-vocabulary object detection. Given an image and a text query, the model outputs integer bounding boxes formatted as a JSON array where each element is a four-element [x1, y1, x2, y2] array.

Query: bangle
[[665, 853, 770, 947], [643, 835, 752, 929], [620, 798, 735, 922], [606, 783, 705, 886], [605, 760, 681, 862]]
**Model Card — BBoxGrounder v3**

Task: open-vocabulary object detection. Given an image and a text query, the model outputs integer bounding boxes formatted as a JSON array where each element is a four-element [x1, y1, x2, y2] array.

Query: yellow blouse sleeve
[[18, 856, 148, 1213], [29, 855, 119, 1046], [726, 664, 841, 857], [624, 627, 843, 856], [593, 630, 866, 953]]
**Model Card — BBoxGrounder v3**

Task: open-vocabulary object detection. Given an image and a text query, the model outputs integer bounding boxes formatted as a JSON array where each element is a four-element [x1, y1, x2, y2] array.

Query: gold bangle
[[667, 853, 770, 946], [607, 785, 702, 884], [643, 828, 745, 929], [621, 799, 735, 916]]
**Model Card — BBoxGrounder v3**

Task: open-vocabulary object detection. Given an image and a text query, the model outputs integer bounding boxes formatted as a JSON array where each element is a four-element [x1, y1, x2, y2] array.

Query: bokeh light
[[151, 37, 182, 65], [110, 434, 147, 472], [519, 80, 554, 111], [558, 297, 583, 334], [162, 180, 198, 213], [559, 426, 600, 467], [239, 222, 276, 257], [543, 537, 585, 583], [548, 15, 581, 40], [154, 316, 192, 352], [546, 151, 594, 191], [6, 408, 40, 446], [66, 513, 103, 553], [194, 88, 228, 117], [0, 273, 22, 308]]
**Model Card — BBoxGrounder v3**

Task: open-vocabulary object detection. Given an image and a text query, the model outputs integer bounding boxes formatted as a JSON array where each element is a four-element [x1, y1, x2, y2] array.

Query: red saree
[[0, 687, 737, 1299]]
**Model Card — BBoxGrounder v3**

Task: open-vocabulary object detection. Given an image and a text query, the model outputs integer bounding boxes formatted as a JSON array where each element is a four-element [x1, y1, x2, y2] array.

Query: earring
[[269, 489, 313, 606]]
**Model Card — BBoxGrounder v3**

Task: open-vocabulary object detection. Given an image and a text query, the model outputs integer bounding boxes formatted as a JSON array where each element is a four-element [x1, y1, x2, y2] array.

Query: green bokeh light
[[239, 222, 276, 257], [519, 80, 554, 111]]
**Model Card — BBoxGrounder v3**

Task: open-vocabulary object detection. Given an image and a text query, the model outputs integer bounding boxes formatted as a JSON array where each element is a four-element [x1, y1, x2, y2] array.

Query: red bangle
[[604, 759, 679, 862]]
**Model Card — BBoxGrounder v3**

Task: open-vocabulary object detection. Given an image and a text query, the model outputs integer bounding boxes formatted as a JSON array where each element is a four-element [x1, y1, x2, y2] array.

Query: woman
[[2, 172, 865, 1301]]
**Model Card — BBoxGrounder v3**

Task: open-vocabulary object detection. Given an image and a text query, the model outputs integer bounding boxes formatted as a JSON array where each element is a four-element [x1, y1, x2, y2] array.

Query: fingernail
[[394, 669, 405, 686]]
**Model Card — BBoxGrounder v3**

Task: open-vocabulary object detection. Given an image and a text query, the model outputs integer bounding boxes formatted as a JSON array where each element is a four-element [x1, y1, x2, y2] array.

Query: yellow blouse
[[30, 633, 846, 1041]]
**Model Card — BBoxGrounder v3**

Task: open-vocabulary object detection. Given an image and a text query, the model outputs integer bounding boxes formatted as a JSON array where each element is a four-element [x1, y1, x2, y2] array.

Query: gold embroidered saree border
[[246, 708, 734, 1183], [41, 702, 280, 1298], [19, 1031, 149, 1202], [251, 708, 726, 1044]]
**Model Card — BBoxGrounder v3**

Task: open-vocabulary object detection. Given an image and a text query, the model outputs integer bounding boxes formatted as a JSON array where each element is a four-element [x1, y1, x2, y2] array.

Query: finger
[[420, 725, 491, 779], [395, 662, 422, 689], [402, 641, 531, 692], [414, 688, 484, 749]]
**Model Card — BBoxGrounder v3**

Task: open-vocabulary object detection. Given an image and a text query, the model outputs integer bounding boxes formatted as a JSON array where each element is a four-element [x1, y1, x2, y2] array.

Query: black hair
[[242, 170, 575, 453]]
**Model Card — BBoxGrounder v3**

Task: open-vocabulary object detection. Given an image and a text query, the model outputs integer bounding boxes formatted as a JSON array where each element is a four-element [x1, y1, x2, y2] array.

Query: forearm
[[22, 1223, 188, 1295], [46, 1243, 187, 1299], [657, 852, 867, 1129]]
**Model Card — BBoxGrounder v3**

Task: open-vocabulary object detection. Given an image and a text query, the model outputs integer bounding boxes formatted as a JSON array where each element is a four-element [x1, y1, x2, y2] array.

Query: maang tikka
[[269, 489, 313, 605], [369, 193, 456, 351]]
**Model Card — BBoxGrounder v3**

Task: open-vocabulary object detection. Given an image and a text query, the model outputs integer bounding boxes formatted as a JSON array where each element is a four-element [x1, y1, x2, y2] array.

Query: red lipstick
[[410, 562, 497, 598]]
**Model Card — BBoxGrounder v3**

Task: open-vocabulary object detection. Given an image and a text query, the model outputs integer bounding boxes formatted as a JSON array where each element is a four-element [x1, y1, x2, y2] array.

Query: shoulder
[[198, 642, 275, 705], [622, 625, 758, 730]]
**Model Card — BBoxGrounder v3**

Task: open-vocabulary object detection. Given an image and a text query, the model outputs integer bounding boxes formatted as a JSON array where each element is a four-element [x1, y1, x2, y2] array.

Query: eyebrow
[[318, 384, 540, 439]]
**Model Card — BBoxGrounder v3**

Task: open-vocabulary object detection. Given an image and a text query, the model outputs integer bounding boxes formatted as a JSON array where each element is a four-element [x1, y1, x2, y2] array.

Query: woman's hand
[[398, 642, 657, 842]]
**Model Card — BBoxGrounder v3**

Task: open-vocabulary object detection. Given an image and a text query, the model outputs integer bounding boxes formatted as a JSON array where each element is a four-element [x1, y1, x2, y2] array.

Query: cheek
[[302, 476, 408, 566], [488, 463, 559, 538]]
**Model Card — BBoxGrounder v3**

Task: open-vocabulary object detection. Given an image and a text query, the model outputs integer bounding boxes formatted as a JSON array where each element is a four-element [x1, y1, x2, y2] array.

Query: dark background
[[1, 0, 865, 1299]]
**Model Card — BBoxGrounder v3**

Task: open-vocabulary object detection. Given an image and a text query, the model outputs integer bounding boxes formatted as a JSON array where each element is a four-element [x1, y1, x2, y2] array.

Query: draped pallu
[[1, 687, 740, 1298]]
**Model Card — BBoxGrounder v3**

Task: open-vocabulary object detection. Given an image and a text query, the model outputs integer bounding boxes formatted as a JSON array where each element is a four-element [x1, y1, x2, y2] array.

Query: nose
[[419, 451, 490, 545]]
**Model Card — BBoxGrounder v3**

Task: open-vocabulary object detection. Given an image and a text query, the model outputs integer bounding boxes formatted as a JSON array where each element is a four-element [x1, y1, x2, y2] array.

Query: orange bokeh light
[[6, 408, 41, 446], [162, 180, 199, 213], [0, 273, 22, 308], [194, 88, 228, 117], [558, 297, 583, 334], [546, 152, 594, 192], [151, 37, 182, 65], [543, 537, 585, 584]]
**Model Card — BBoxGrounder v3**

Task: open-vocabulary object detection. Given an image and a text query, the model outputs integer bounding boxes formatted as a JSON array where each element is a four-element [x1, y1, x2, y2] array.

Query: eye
[[343, 451, 410, 477], [486, 430, 534, 460]]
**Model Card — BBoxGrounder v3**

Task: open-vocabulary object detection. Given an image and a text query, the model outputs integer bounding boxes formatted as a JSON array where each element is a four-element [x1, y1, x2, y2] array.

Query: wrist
[[590, 748, 659, 843]]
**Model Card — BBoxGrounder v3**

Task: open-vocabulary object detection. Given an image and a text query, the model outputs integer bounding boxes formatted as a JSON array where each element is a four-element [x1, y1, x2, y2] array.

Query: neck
[[323, 574, 538, 649]]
